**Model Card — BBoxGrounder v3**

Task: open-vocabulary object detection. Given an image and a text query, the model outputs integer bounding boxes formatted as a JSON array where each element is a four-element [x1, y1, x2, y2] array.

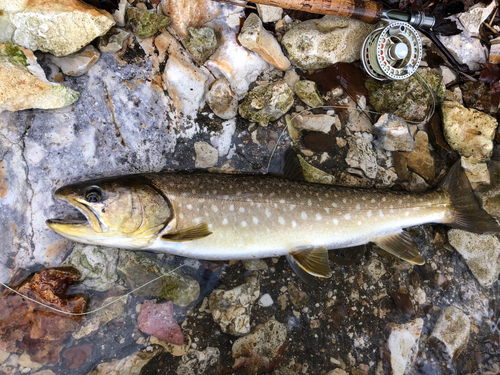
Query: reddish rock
[[0, 267, 87, 364], [64, 344, 93, 369], [138, 300, 184, 345]]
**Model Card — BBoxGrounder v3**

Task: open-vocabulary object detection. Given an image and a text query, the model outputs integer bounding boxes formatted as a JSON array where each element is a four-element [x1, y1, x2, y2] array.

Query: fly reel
[[361, 21, 422, 81]]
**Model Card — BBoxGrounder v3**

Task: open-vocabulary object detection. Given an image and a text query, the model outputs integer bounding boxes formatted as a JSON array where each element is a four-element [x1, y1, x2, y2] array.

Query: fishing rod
[[218, 0, 437, 80]]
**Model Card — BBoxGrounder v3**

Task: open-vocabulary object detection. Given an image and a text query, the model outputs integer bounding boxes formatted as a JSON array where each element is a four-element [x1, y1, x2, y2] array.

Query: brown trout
[[47, 162, 499, 277]]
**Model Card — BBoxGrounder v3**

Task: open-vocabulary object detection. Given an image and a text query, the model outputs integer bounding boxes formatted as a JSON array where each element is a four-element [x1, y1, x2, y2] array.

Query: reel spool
[[361, 21, 422, 81]]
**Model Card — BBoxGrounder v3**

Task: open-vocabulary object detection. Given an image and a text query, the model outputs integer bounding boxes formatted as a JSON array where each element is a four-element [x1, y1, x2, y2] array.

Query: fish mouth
[[47, 189, 105, 237]]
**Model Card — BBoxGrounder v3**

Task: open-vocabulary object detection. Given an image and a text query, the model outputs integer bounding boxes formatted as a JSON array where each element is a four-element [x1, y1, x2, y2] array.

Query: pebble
[[183, 26, 218, 65], [401, 131, 435, 182], [177, 347, 220, 375], [386, 319, 423, 375], [256, 4, 283, 23], [475, 160, 500, 219], [258, 293, 274, 307], [430, 306, 471, 360], [89, 347, 162, 375], [206, 79, 238, 120], [138, 300, 184, 345], [345, 133, 378, 179], [97, 27, 130, 53], [373, 113, 415, 152], [292, 113, 335, 134], [294, 80, 324, 108], [47, 45, 100, 76], [194, 141, 219, 168], [242, 258, 268, 271]]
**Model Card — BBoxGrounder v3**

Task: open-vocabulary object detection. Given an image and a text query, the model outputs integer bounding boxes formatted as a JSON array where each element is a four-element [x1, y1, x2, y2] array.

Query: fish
[[46, 159, 500, 278]]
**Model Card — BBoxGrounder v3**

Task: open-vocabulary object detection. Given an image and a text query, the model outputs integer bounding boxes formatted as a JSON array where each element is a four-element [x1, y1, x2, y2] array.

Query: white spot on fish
[[279, 217, 285, 225], [379, 210, 384, 217], [367, 210, 372, 217], [382, 197, 386, 202], [371, 198, 376, 203], [258, 193, 263, 198], [193, 217, 202, 224], [344, 214, 351, 220], [242, 221, 247, 227], [296, 193, 301, 198], [308, 199, 312, 206], [239, 207, 245, 213], [186, 204, 193, 210], [342, 198, 347, 203], [405, 212, 410, 217], [222, 218, 228, 225], [208, 224, 213, 229], [324, 207, 330, 214], [213, 190, 217, 195], [253, 217, 259, 224], [356, 204, 361, 211], [390, 209, 394, 214], [229, 204, 234, 211], [292, 220, 297, 228], [179, 213, 184, 219], [290, 205, 296, 211], [332, 203, 338, 208], [280, 199, 285, 204], [212, 205, 219, 213], [358, 221, 362, 225], [316, 213, 322, 221], [301, 212, 308, 220], [266, 208, 271, 218], [333, 219, 339, 225]]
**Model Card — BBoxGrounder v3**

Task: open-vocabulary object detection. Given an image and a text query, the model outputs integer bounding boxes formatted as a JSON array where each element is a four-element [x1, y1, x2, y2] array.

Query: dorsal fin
[[373, 232, 424, 265], [161, 223, 212, 242], [289, 247, 332, 278]]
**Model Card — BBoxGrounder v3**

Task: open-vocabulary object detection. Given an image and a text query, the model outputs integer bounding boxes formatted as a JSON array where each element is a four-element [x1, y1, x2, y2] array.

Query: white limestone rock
[[206, 29, 269, 99], [89, 347, 162, 375], [97, 27, 130, 53], [0, 0, 115, 57], [242, 259, 268, 271], [430, 306, 471, 360], [209, 273, 260, 336], [206, 78, 238, 120], [112, 0, 128, 27], [458, 1, 496, 35], [0, 43, 79, 113], [345, 133, 378, 179], [47, 45, 100, 77], [438, 16, 488, 70], [258, 293, 274, 307], [257, 4, 283, 23], [281, 16, 375, 70], [373, 113, 415, 152], [292, 113, 334, 133], [448, 229, 500, 287], [238, 13, 290, 71], [194, 141, 218, 168], [386, 318, 423, 375], [176, 348, 220, 375]]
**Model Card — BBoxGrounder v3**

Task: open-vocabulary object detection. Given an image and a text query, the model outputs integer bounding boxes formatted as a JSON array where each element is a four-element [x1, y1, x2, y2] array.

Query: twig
[[484, 21, 500, 35], [490, 7, 498, 26], [459, 71, 478, 82]]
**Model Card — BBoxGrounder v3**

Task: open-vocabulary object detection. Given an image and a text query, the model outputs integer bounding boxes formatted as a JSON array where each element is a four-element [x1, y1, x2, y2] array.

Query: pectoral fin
[[161, 223, 212, 242], [373, 232, 425, 265], [289, 247, 332, 278]]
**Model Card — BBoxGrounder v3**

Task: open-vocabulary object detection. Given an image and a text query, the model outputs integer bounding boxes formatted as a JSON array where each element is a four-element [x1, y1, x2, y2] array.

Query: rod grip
[[255, 0, 384, 23]]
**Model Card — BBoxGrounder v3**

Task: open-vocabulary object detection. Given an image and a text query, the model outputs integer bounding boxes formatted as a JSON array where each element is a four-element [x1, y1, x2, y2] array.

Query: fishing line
[[0, 264, 186, 316]]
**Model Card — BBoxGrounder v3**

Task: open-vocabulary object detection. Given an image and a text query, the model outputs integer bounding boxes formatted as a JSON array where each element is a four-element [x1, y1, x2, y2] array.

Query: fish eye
[[85, 186, 102, 203]]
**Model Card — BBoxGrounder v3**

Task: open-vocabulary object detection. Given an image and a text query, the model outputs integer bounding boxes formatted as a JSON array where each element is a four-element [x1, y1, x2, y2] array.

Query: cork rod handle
[[254, 0, 384, 23]]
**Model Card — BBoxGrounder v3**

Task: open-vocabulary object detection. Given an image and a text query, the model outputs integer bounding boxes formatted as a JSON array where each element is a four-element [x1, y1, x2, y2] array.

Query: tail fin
[[441, 162, 500, 234]]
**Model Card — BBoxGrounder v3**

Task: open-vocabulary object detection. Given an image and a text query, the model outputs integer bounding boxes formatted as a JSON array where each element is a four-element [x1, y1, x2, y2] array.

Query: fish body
[[47, 163, 500, 277]]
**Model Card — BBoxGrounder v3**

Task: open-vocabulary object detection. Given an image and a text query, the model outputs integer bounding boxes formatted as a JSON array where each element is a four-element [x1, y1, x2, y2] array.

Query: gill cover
[[47, 177, 172, 248]]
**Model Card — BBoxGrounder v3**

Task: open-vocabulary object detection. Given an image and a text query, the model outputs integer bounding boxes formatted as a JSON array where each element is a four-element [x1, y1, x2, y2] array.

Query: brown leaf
[[306, 63, 368, 99]]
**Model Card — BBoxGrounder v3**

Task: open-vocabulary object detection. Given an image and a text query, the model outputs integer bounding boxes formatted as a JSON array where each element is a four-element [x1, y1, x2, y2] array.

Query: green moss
[[184, 27, 218, 65], [127, 8, 171, 39], [0, 43, 28, 68]]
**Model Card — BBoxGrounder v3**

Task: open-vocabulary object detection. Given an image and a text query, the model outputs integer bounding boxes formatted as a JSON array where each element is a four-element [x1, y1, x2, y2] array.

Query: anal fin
[[289, 247, 332, 278], [161, 223, 212, 242], [373, 232, 424, 265]]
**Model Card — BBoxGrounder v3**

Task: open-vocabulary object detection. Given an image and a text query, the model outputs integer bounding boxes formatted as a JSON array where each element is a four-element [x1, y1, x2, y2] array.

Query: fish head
[[47, 177, 172, 248]]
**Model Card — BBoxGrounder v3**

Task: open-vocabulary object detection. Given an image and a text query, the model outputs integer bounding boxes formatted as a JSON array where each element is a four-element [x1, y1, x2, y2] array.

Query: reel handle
[[253, 0, 384, 23]]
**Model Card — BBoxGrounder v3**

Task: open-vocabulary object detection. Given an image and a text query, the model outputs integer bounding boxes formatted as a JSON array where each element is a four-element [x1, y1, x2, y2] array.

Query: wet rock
[[47, 45, 100, 77], [239, 82, 294, 126], [0, 0, 114, 56], [461, 81, 491, 112], [0, 267, 86, 364], [386, 318, 423, 375], [475, 160, 500, 219], [281, 16, 374, 70], [448, 229, 500, 287], [283, 70, 300, 92], [209, 273, 260, 336], [365, 259, 386, 281], [72, 295, 128, 339], [294, 80, 324, 108], [62, 244, 119, 291], [18, 352, 42, 370], [206, 78, 238, 120], [373, 113, 414, 152], [163, 52, 213, 120], [242, 259, 268, 271], [127, 8, 171, 39], [232, 319, 287, 373], [460, 157, 490, 185], [366, 68, 444, 123], [458, 1, 496, 35], [401, 131, 434, 182], [112, 0, 127, 27], [0, 44, 80, 113], [490, 40, 500, 64], [438, 16, 487, 70], [345, 133, 378, 179], [138, 300, 184, 345], [194, 141, 219, 168], [238, 13, 290, 71], [117, 251, 200, 307], [176, 347, 220, 375], [63, 344, 93, 369], [292, 113, 334, 133], [288, 283, 309, 308], [160, 0, 220, 39], [89, 347, 162, 375], [442, 101, 497, 184], [150, 335, 191, 357], [97, 27, 130, 53], [183, 27, 218, 66], [206, 30, 269, 98], [257, 4, 283, 23], [346, 99, 372, 132], [430, 306, 471, 360]]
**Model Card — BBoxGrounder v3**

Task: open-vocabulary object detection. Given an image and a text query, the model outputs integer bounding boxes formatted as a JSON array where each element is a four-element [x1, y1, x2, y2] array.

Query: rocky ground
[[1, 0, 500, 374]]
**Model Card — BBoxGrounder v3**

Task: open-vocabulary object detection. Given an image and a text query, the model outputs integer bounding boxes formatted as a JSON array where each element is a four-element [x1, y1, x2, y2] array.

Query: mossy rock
[[127, 8, 171, 39]]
